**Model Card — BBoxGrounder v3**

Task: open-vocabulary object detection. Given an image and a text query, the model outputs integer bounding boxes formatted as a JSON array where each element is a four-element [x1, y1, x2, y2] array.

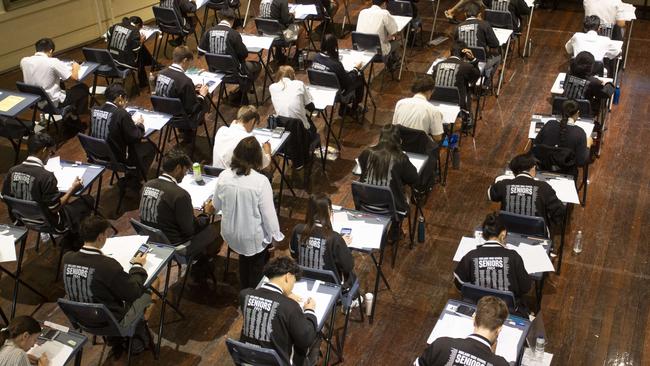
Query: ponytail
[[0, 328, 10, 346], [560, 99, 580, 147], [0, 316, 41, 347], [481, 212, 506, 241]]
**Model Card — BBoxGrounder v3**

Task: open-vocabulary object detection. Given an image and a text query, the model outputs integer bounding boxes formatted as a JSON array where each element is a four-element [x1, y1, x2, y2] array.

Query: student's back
[[417, 335, 509, 366]]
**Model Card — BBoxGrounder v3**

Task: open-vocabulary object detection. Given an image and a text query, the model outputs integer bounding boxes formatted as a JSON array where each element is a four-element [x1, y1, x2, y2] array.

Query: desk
[[29, 326, 88, 366], [0, 89, 40, 119], [252, 128, 293, 209], [0, 225, 48, 321], [549, 72, 612, 96], [126, 107, 172, 175], [44, 158, 105, 213], [427, 299, 531, 365], [306, 84, 337, 167], [331, 206, 391, 324], [339, 49, 377, 122], [289, 4, 321, 51], [428, 101, 461, 185], [242, 34, 276, 102], [494, 27, 514, 97], [352, 151, 427, 176], [185, 69, 226, 125], [179, 173, 219, 209], [391, 14, 413, 81], [63, 61, 100, 82]]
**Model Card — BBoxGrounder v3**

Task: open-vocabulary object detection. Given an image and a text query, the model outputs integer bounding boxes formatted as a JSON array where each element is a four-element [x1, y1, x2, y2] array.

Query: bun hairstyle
[[481, 212, 506, 240], [0, 316, 41, 347]]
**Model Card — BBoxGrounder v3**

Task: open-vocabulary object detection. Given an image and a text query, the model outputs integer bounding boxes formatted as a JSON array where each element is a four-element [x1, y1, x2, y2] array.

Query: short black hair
[[27, 133, 55, 154], [570, 51, 596, 79], [481, 212, 506, 240], [104, 83, 127, 102], [162, 149, 192, 173], [129, 16, 144, 26], [584, 15, 601, 32], [372, 0, 384, 5], [451, 40, 468, 57], [172, 45, 194, 63], [562, 99, 580, 119], [508, 153, 537, 175], [219, 8, 236, 22], [35, 38, 55, 53], [465, 3, 481, 17], [411, 77, 435, 94], [263, 257, 302, 279], [79, 216, 111, 243]]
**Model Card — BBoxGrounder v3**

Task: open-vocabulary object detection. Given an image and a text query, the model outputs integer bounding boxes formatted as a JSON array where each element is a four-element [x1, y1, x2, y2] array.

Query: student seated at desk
[[414, 296, 510, 366], [483, 0, 531, 33], [90, 83, 156, 186], [454, 213, 532, 304], [211, 137, 284, 290], [311, 34, 365, 117], [356, 0, 400, 69], [565, 15, 621, 63], [20, 38, 89, 131], [212, 105, 271, 170], [534, 99, 593, 175], [140, 149, 221, 277], [392, 78, 444, 142], [290, 193, 356, 291], [583, 0, 626, 41], [154, 46, 209, 144], [488, 154, 565, 229], [454, 3, 501, 84], [239, 257, 320, 366], [269, 66, 315, 131], [159, 0, 198, 46], [0, 316, 47, 366], [444, 0, 484, 23], [431, 41, 481, 114], [106, 17, 145, 87], [62, 216, 152, 359], [198, 9, 261, 105], [568, 51, 614, 115], [358, 125, 418, 215], [1, 133, 93, 249], [259, 0, 304, 59]]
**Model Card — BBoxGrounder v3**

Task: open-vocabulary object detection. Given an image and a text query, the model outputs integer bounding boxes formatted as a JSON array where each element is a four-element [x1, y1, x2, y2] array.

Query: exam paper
[[0, 235, 17, 263], [452, 236, 480, 262], [407, 153, 426, 174], [292, 280, 331, 325], [0, 95, 24, 112], [546, 178, 580, 204], [306, 86, 337, 110], [506, 243, 555, 274], [289, 4, 318, 19], [429, 102, 461, 125], [28, 341, 74, 366], [254, 131, 283, 154], [102, 235, 164, 283], [339, 50, 374, 72], [331, 211, 384, 249], [241, 34, 275, 51], [179, 175, 218, 209], [53, 167, 86, 191]]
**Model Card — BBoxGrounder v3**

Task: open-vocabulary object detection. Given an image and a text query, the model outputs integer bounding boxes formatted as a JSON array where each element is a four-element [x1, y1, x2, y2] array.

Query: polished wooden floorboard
[[0, 1, 648, 365]]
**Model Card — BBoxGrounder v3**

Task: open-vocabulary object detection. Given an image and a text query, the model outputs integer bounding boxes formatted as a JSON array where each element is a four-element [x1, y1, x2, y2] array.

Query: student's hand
[[262, 141, 272, 155], [304, 297, 316, 311], [203, 199, 215, 214], [461, 48, 474, 60], [288, 292, 303, 303], [28, 354, 39, 364], [132, 252, 147, 266], [342, 234, 352, 245], [69, 177, 83, 192], [71, 62, 81, 73], [135, 115, 145, 125], [198, 84, 209, 97], [354, 61, 363, 70], [38, 353, 49, 366], [586, 136, 594, 148]]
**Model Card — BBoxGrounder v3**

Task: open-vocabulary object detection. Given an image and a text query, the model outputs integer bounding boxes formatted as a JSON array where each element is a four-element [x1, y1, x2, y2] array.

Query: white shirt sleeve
[[384, 11, 399, 36], [565, 35, 575, 55], [302, 82, 313, 106], [53, 58, 73, 81], [212, 182, 223, 212], [430, 110, 444, 136], [259, 177, 285, 243]]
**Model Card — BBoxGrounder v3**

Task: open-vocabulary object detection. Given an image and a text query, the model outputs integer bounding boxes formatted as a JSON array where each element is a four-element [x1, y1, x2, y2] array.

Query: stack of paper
[[331, 211, 384, 249], [306, 86, 337, 110], [0, 95, 24, 112], [179, 175, 218, 209], [28, 340, 74, 366], [0, 235, 17, 263]]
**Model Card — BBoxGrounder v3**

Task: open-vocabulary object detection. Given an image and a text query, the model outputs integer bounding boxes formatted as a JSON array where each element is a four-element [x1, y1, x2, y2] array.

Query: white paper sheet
[[306, 85, 337, 110], [339, 50, 375, 72], [78, 65, 90, 80], [253, 130, 283, 154], [186, 71, 222, 94], [407, 153, 426, 174], [241, 34, 275, 51], [195, 0, 209, 8], [292, 280, 331, 325], [0, 235, 17, 263], [494, 27, 514, 46], [618, 3, 637, 21], [452, 236, 480, 262], [44, 156, 62, 172], [391, 15, 412, 32], [289, 4, 318, 19], [102, 236, 164, 283], [140, 26, 161, 41], [429, 102, 461, 125], [545, 178, 580, 205], [28, 341, 74, 366], [331, 212, 384, 250], [134, 111, 169, 132], [506, 243, 555, 274], [179, 175, 218, 209], [53, 167, 86, 191]]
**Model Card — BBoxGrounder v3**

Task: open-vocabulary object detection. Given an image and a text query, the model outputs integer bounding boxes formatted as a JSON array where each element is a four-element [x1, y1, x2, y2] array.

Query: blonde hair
[[237, 105, 259, 123], [275, 65, 295, 90]]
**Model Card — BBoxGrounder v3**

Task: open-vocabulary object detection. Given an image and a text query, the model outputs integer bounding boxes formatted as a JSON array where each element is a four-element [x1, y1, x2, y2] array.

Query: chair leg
[[176, 260, 193, 307], [35, 231, 41, 253], [97, 342, 107, 366], [126, 336, 133, 366], [116, 180, 126, 215]]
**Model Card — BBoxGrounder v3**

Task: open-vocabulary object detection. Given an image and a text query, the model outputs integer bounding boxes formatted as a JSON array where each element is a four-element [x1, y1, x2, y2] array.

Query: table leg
[[556, 205, 569, 275], [243, 0, 252, 28], [496, 38, 511, 96], [74, 348, 83, 366], [362, 62, 377, 123], [155, 262, 172, 358], [581, 163, 588, 207], [398, 24, 410, 81], [323, 306, 337, 366], [623, 20, 633, 70], [536, 273, 545, 311], [369, 247, 388, 324], [428, 0, 440, 43], [11, 236, 27, 319], [523, 5, 534, 58], [340, 0, 351, 36]]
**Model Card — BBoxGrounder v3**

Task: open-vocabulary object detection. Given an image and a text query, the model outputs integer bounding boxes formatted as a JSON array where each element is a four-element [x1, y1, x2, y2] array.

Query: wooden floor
[[1, 1, 649, 365]]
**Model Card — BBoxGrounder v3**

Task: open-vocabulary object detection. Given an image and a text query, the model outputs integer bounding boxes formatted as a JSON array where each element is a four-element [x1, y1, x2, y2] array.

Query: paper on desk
[[339, 50, 373, 72], [391, 14, 412, 32], [306, 86, 337, 110], [103, 236, 165, 283], [453, 236, 480, 262], [289, 4, 318, 19], [292, 280, 330, 325], [429, 102, 461, 125], [53, 167, 86, 191], [407, 153, 426, 174], [254, 131, 282, 154], [0, 235, 17, 262], [546, 178, 580, 204], [78, 65, 90, 79], [618, 3, 636, 21], [186, 72, 222, 94], [140, 113, 169, 132], [494, 27, 513, 46], [28, 340, 74, 366], [0, 95, 25, 112], [331, 212, 384, 249], [506, 243, 555, 273], [179, 175, 218, 209], [241, 34, 275, 51], [45, 156, 62, 172], [195, 0, 209, 8], [140, 26, 160, 41]]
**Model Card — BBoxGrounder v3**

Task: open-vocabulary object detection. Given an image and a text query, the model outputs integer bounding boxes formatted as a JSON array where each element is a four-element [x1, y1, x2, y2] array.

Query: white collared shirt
[[23, 156, 45, 168], [392, 93, 445, 137], [565, 30, 621, 60], [269, 78, 313, 130], [20, 52, 72, 104], [211, 123, 271, 169], [159, 173, 178, 184], [584, 0, 625, 25], [356, 5, 399, 55], [169, 63, 185, 73]]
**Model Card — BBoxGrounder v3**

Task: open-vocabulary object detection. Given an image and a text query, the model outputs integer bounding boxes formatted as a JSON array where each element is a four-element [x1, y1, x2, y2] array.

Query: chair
[[485, 9, 522, 56], [225, 338, 284, 366], [205, 53, 259, 108], [460, 283, 518, 313], [77, 133, 139, 214], [57, 298, 146, 366], [201, 0, 242, 35], [386, 0, 423, 47], [598, 23, 614, 39], [16, 81, 67, 133], [431, 86, 461, 106], [397, 125, 440, 193], [150, 95, 211, 159], [0, 116, 34, 164], [531, 143, 578, 177], [499, 210, 549, 238], [203, 165, 224, 177], [490, 0, 510, 11], [562, 75, 589, 99], [152, 5, 199, 58], [351, 181, 412, 267], [254, 18, 298, 63], [82, 48, 136, 106], [551, 96, 592, 119], [1, 195, 67, 281]]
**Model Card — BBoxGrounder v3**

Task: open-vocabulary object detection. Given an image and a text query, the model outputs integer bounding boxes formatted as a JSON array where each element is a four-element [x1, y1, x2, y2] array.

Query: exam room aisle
[[0, 1, 649, 365]]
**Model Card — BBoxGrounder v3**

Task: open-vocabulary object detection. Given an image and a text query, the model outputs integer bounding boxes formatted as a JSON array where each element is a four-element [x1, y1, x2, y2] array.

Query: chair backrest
[[351, 32, 383, 56], [203, 165, 225, 177], [397, 125, 435, 155], [57, 298, 126, 337], [551, 96, 592, 118], [152, 5, 185, 35], [82, 47, 120, 75], [469, 46, 487, 62], [351, 181, 400, 220], [460, 283, 517, 313], [531, 143, 577, 175], [1, 195, 58, 232], [387, 0, 413, 17], [254, 18, 284, 37], [485, 9, 513, 30], [597, 23, 614, 39], [307, 69, 341, 90], [225, 338, 284, 366], [431, 86, 461, 106], [204, 53, 241, 79], [130, 218, 173, 245], [490, 0, 510, 12], [15, 81, 58, 114], [299, 266, 340, 285], [150, 95, 193, 129], [562, 75, 589, 99], [77, 133, 125, 172], [499, 210, 548, 238]]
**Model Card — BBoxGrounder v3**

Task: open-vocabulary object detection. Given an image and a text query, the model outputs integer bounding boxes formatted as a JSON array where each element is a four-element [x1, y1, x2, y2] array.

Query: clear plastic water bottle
[[148, 72, 156, 94], [535, 336, 545, 359], [298, 51, 304, 70], [573, 230, 583, 254]]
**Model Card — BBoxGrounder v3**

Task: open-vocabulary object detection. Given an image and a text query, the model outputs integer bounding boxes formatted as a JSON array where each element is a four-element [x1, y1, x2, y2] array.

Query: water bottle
[[535, 336, 545, 359], [364, 293, 374, 316], [192, 162, 204, 184], [417, 215, 425, 243], [298, 51, 304, 70], [573, 230, 583, 254], [613, 84, 621, 105], [452, 148, 461, 169], [148, 72, 156, 94]]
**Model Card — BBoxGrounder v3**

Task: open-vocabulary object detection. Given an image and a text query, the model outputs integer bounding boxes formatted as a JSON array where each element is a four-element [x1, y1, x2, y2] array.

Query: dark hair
[[508, 153, 537, 175], [584, 15, 601, 32], [481, 212, 506, 240], [465, 2, 481, 17], [263, 256, 302, 279], [570, 51, 595, 79], [27, 133, 55, 155], [364, 125, 403, 184], [219, 8, 236, 22], [560, 99, 580, 146], [231, 136, 263, 175], [104, 83, 127, 102], [298, 193, 334, 246], [411, 77, 435, 94], [321, 33, 339, 60], [172, 45, 194, 63], [451, 40, 468, 58], [162, 149, 192, 173], [474, 296, 509, 331], [35, 38, 55, 53], [0, 316, 41, 346], [371, 0, 384, 6], [79, 216, 111, 243], [129, 16, 144, 27]]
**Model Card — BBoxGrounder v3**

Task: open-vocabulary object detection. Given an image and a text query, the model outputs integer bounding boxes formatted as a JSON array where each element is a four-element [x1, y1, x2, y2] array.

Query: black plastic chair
[[57, 298, 146, 366], [0, 116, 34, 164], [15, 81, 66, 133], [485, 9, 513, 30], [203, 165, 225, 177], [460, 283, 518, 313], [431, 86, 461, 106], [201, 0, 242, 34], [82, 48, 135, 106], [152, 5, 199, 58], [387, 0, 423, 47], [351, 31, 383, 62], [1, 195, 67, 281], [225, 338, 284, 366], [551, 96, 592, 119], [254, 18, 297, 62], [531, 143, 578, 178], [499, 210, 549, 238], [351, 181, 412, 267], [490, 0, 510, 11], [205, 53, 259, 108]]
